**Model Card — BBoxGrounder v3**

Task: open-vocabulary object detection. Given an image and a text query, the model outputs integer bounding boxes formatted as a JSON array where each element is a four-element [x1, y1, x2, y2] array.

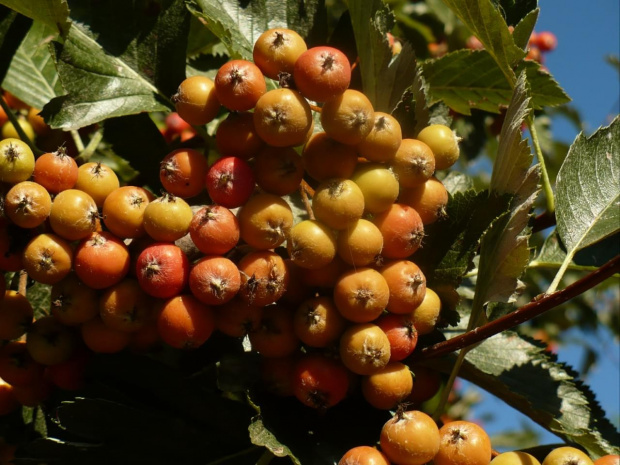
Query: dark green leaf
[[511, 8, 539, 50], [458, 332, 620, 458], [422, 50, 569, 116], [556, 116, 620, 252], [188, 0, 324, 61], [26, 281, 51, 319], [2, 21, 63, 110], [348, 0, 417, 112], [440, 0, 526, 85], [42, 0, 190, 129], [0, 6, 32, 83], [414, 189, 512, 288], [0, 0, 69, 35]]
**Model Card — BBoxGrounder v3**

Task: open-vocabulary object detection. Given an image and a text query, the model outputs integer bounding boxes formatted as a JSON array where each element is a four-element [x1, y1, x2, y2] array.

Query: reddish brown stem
[[416, 254, 620, 360], [300, 179, 315, 220], [308, 103, 322, 113], [533, 210, 556, 233], [350, 56, 360, 73], [18, 271, 27, 297]]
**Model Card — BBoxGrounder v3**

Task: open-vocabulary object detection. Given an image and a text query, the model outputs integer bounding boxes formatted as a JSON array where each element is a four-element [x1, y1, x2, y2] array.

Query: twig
[[300, 179, 315, 220], [18, 271, 28, 297], [527, 116, 555, 214], [416, 254, 620, 360], [532, 210, 556, 233]]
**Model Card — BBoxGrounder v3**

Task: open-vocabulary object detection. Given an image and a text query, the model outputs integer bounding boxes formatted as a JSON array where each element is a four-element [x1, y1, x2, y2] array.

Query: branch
[[532, 210, 556, 233], [416, 254, 620, 360], [300, 179, 315, 220]]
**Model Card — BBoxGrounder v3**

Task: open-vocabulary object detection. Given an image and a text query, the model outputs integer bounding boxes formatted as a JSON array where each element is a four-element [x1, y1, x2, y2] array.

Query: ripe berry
[[172, 75, 221, 126], [205, 156, 255, 208], [292, 354, 350, 410], [253, 88, 313, 147], [214, 59, 266, 111], [321, 89, 375, 145], [416, 124, 460, 171], [293, 46, 351, 102], [253, 28, 308, 79]]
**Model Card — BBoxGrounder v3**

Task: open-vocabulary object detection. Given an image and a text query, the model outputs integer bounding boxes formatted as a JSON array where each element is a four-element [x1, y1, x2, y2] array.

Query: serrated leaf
[[512, 8, 539, 50], [491, 71, 532, 194], [440, 0, 526, 85], [348, 0, 417, 112], [454, 331, 620, 458], [2, 21, 63, 110], [188, 0, 324, 61], [473, 72, 539, 312], [556, 116, 620, 253], [414, 189, 512, 288], [41, 0, 190, 130], [0, 0, 69, 35], [422, 50, 570, 116]]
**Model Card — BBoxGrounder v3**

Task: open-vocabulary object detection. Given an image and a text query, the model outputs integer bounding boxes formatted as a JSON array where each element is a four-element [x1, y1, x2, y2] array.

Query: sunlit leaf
[[556, 116, 620, 253], [2, 21, 63, 110], [0, 0, 69, 35], [440, 0, 526, 85]]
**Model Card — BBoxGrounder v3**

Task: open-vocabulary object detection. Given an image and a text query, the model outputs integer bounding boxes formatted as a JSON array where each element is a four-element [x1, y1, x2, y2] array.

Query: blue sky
[[467, 0, 620, 448]]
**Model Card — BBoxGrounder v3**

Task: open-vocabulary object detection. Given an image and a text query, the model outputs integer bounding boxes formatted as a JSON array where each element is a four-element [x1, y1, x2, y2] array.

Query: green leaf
[[348, 0, 417, 112], [491, 71, 532, 194], [522, 60, 571, 109], [0, 0, 69, 35], [41, 0, 190, 130], [422, 50, 569, 116], [556, 116, 620, 253], [414, 188, 512, 288], [458, 332, 620, 458], [530, 230, 620, 274], [2, 21, 63, 110], [188, 0, 324, 61], [512, 8, 539, 50], [249, 416, 300, 464], [475, 72, 540, 309], [440, 0, 526, 85], [0, 6, 32, 82]]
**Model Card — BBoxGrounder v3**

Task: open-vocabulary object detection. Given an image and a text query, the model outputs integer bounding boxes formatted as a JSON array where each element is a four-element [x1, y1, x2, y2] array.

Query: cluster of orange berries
[[2, 24, 609, 465], [340, 420, 616, 465]]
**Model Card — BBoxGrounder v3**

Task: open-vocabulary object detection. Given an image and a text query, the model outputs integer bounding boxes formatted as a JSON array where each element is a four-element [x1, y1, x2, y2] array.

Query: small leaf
[[0, 0, 69, 35], [440, 0, 526, 85], [348, 0, 417, 112], [556, 116, 620, 253], [249, 416, 300, 464], [2, 21, 63, 110]]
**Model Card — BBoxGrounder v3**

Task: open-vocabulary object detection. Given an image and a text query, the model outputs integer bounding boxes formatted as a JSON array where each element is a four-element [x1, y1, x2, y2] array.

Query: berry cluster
[[1, 24, 606, 465]]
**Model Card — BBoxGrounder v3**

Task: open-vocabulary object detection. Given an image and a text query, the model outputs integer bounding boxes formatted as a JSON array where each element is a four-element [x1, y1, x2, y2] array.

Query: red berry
[[205, 156, 255, 208]]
